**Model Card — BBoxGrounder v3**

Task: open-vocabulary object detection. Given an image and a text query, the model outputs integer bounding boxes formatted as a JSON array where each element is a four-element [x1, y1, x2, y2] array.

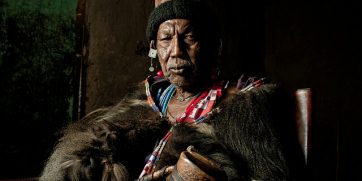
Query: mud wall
[[83, 0, 153, 113]]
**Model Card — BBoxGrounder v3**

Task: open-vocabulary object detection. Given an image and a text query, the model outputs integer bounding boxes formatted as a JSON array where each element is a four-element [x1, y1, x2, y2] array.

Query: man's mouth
[[170, 68, 185, 74], [169, 66, 190, 75]]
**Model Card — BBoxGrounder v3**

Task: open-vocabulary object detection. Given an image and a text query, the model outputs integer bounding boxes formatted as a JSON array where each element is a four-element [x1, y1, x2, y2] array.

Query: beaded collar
[[140, 75, 265, 178], [141, 76, 225, 177]]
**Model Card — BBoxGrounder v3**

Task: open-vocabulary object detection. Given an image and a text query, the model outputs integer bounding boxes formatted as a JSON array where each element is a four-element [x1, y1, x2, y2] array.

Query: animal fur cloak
[[40, 81, 306, 181]]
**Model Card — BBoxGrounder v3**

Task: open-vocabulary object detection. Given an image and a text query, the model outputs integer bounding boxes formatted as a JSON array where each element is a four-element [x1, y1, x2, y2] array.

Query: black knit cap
[[146, 0, 219, 42]]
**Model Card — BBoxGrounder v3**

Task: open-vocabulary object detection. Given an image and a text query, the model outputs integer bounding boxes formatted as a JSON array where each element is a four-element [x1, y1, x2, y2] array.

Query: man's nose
[[170, 37, 184, 58]]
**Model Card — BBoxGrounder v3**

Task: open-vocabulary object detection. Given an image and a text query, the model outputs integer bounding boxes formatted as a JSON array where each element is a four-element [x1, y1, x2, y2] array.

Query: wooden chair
[[294, 88, 312, 164]]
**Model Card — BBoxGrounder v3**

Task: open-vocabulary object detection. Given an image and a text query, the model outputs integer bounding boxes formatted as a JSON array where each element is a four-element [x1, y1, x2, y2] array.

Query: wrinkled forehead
[[157, 19, 194, 34]]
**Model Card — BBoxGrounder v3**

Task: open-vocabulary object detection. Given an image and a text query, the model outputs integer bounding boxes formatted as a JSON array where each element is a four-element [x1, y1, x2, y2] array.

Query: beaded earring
[[148, 40, 157, 72]]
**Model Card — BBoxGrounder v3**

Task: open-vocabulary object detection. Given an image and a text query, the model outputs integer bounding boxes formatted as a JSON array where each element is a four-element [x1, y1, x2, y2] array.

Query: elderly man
[[40, 0, 304, 180]]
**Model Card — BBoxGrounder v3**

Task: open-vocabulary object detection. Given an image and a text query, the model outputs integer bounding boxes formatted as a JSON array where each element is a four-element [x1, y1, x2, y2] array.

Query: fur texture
[[154, 84, 304, 181], [40, 84, 168, 180], [40, 83, 305, 181]]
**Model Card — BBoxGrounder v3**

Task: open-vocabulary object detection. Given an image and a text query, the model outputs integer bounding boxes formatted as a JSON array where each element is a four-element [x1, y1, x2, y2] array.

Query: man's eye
[[184, 34, 197, 44], [184, 34, 195, 40], [159, 36, 172, 41]]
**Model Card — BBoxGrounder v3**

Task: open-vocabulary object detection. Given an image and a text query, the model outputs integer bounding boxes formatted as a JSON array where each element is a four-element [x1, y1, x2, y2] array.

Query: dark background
[[0, 0, 361, 180], [0, 0, 76, 179]]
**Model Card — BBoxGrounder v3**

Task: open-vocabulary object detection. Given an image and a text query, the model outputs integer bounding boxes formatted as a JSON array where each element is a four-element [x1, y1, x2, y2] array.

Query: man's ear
[[150, 40, 156, 49]]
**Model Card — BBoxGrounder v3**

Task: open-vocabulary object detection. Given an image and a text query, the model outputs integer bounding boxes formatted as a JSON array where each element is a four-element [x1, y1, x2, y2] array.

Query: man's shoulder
[[222, 74, 282, 97], [221, 76, 293, 110]]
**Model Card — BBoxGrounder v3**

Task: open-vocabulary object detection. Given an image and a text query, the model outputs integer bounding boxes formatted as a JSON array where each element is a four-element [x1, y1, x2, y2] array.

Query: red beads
[[157, 70, 164, 77]]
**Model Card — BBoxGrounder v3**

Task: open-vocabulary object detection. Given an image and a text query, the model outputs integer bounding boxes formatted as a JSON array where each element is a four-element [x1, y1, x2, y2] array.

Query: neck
[[173, 86, 199, 102], [171, 76, 214, 102]]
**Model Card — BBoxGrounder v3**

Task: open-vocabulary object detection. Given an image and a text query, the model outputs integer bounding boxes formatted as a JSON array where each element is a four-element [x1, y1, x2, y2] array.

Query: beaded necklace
[[141, 75, 266, 178], [140, 78, 224, 178]]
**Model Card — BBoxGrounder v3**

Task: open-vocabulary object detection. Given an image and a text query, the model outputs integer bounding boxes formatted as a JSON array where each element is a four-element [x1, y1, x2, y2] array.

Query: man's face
[[156, 19, 210, 89]]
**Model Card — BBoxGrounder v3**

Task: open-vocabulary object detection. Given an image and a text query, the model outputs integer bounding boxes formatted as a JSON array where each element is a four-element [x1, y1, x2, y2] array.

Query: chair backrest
[[294, 88, 312, 164]]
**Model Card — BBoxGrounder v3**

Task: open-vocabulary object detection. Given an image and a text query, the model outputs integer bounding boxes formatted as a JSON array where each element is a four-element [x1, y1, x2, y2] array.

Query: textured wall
[[83, 0, 153, 113]]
